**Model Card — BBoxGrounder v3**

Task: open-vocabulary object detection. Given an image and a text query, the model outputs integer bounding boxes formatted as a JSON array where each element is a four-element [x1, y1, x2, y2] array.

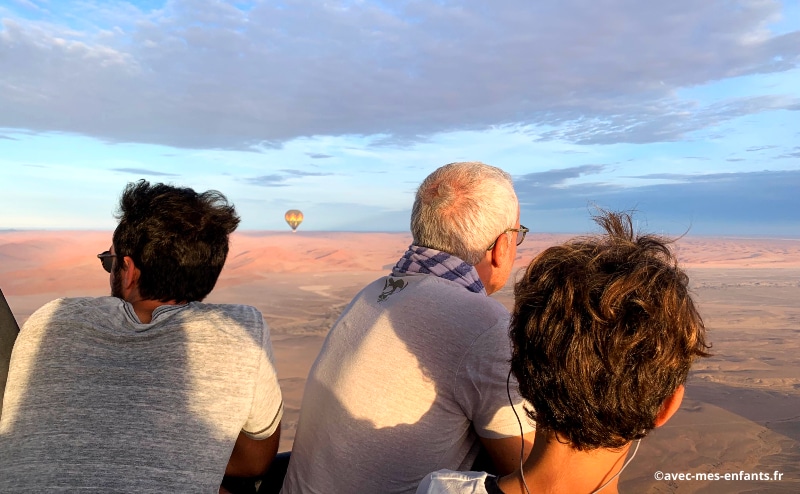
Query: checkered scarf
[[392, 245, 486, 294]]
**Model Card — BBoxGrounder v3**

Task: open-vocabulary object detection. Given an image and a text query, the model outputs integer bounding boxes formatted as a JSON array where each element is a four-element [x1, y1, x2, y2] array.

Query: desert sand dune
[[2, 230, 799, 492]]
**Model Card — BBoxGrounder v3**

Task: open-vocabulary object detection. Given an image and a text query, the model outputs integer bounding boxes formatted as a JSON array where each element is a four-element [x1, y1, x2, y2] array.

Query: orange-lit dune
[[2, 230, 799, 492]]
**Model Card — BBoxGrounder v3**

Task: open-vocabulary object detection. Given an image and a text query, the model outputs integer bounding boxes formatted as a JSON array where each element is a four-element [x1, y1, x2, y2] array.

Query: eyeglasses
[[97, 250, 117, 273], [486, 225, 529, 251]]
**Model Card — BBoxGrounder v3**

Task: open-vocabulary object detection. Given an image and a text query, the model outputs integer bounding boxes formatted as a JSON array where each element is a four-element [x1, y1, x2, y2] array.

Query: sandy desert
[[1, 230, 799, 493]]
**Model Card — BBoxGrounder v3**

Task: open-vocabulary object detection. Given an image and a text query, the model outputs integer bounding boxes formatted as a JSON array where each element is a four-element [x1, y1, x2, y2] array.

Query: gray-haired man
[[283, 162, 535, 494]]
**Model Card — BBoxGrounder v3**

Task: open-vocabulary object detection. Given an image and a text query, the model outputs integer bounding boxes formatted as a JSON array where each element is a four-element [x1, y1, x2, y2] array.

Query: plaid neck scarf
[[392, 245, 486, 294]]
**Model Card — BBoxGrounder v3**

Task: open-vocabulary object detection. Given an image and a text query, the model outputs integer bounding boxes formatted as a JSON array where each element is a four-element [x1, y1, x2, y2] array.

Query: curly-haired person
[[418, 210, 711, 494]]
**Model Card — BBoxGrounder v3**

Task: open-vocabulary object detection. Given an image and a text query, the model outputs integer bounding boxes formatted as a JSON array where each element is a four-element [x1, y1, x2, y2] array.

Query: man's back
[[0, 297, 282, 493], [283, 273, 525, 494]]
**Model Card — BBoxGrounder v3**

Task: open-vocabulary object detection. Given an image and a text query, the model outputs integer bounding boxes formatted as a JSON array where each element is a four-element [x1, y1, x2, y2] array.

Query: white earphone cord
[[591, 438, 640, 494], [506, 370, 532, 494]]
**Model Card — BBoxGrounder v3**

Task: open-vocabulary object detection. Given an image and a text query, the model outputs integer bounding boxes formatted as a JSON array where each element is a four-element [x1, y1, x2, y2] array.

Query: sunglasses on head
[[97, 250, 116, 273]]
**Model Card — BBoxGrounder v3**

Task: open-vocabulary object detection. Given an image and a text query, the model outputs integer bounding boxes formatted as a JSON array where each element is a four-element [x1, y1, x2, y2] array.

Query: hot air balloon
[[285, 209, 304, 232]]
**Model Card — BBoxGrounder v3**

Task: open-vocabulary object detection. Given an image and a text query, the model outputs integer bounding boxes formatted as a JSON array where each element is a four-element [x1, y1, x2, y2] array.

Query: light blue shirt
[[417, 470, 497, 494]]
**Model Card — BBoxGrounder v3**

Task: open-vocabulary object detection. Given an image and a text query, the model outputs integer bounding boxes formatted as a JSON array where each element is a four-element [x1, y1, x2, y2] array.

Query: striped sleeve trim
[[243, 400, 283, 438]]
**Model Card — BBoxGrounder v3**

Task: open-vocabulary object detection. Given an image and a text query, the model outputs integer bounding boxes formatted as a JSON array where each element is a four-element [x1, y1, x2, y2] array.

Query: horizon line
[[1, 228, 799, 241]]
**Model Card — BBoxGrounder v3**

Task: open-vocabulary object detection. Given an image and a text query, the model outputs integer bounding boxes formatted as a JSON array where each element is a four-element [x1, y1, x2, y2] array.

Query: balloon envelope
[[284, 209, 304, 232]]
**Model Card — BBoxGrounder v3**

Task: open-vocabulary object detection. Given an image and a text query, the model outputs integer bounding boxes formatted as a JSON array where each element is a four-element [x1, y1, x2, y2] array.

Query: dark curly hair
[[112, 180, 240, 303], [510, 211, 710, 450]]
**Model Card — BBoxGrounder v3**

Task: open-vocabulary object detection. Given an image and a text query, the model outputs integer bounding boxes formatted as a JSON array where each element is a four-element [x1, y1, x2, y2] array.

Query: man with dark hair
[[418, 211, 711, 494], [0, 181, 283, 492], [283, 162, 535, 494]]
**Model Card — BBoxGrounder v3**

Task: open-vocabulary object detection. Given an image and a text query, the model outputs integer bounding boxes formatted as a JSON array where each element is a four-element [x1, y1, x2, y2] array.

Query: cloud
[[515, 164, 606, 188], [746, 145, 779, 152], [516, 169, 800, 235], [111, 167, 178, 176], [245, 174, 289, 187], [0, 134, 18, 141], [532, 95, 800, 145], [246, 168, 333, 186], [631, 171, 763, 181], [307, 153, 333, 159], [7, 0, 46, 14], [367, 134, 432, 149], [1, 0, 797, 149], [279, 169, 334, 177]]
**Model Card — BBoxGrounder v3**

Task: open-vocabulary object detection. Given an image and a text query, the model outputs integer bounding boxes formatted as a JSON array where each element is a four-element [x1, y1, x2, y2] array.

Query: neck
[[124, 294, 182, 324], [498, 429, 633, 494], [473, 258, 495, 294]]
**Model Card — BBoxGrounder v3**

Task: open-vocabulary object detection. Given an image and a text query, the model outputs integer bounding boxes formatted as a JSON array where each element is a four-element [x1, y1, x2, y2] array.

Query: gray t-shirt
[[282, 273, 533, 494], [0, 297, 283, 493]]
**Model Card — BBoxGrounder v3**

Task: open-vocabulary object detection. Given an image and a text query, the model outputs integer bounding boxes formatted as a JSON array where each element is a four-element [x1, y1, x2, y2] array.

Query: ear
[[120, 256, 141, 291], [490, 231, 511, 268], [654, 385, 685, 428]]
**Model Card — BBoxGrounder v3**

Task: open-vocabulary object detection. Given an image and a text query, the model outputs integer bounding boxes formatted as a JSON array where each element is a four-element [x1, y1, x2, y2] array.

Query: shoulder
[[185, 302, 262, 322], [417, 469, 494, 494], [435, 278, 507, 313], [25, 296, 121, 323], [182, 303, 267, 339], [344, 274, 509, 344], [407, 275, 509, 318], [17, 298, 125, 347], [453, 292, 510, 342]]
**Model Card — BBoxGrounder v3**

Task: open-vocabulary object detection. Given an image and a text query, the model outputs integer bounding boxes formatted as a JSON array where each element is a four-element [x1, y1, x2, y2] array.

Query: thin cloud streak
[[515, 165, 607, 187], [279, 169, 334, 177], [245, 174, 290, 187], [111, 167, 179, 176], [245, 168, 335, 187]]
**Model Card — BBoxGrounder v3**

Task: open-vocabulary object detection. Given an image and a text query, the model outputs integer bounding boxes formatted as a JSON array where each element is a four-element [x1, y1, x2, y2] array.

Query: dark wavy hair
[[112, 180, 240, 302], [510, 211, 710, 450]]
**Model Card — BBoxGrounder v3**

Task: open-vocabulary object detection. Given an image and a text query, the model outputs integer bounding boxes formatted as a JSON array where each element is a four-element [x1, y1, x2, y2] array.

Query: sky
[[1, 0, 799, 236]]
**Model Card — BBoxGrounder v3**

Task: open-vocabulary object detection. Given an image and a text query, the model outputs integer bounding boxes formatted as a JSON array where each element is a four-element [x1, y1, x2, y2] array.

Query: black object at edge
[[0, 287, 21, 417], [222, 451, 291, 494]]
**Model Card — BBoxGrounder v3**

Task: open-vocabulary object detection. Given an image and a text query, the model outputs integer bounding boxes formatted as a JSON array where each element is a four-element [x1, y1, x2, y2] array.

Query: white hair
[[410, 162, 518, 265]]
